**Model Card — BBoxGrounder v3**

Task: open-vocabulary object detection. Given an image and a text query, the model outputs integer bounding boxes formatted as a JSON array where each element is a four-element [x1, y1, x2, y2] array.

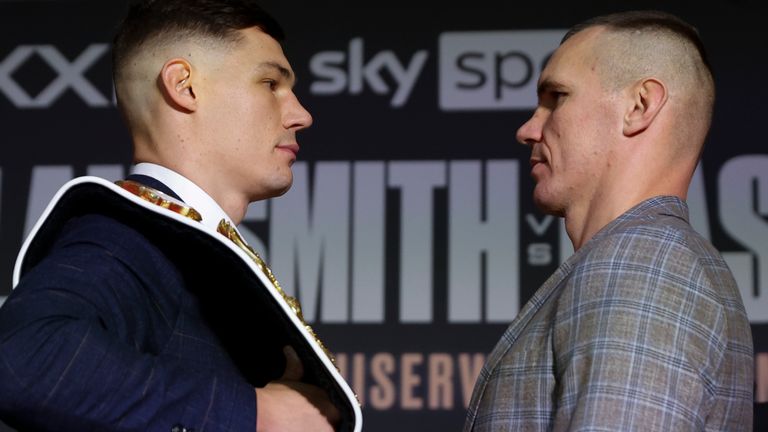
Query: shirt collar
[[130, 163, 235, 233]]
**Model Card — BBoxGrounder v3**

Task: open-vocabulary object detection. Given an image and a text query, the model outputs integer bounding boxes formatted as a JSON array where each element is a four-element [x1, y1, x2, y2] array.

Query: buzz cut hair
[[563, 10, 711, 75], [563, 10, 716, 154]]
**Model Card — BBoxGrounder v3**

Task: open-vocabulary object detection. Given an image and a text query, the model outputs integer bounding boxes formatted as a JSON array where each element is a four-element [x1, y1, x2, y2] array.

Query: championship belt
[[13, 176, 362, 432]]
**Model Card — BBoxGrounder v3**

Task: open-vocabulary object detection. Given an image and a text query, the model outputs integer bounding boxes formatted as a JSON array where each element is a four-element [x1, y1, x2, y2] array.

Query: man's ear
[[159, 59, 197, 112], [623, 78, 667, 137]]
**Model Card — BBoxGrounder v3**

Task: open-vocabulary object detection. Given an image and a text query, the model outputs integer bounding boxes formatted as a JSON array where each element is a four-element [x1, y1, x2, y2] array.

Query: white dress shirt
[[130, 163, 235, 234]]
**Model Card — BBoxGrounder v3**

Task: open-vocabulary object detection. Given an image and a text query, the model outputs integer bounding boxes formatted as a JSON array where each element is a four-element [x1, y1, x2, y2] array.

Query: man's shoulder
[[12, 212, 186, 313], [567, 210, 744, 322], [586, 211, 725, 269], [22, 212, 178, 287], [53, 213, 160, 258]]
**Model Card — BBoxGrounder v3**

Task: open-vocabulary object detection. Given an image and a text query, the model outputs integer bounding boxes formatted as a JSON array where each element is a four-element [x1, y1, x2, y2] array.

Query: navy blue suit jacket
[[0, 176, 271, 431]]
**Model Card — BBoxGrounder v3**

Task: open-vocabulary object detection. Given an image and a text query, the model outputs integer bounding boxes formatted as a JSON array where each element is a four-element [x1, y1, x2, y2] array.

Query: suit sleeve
[[0, 215, 256, 432], [551, 230, 732, 431]]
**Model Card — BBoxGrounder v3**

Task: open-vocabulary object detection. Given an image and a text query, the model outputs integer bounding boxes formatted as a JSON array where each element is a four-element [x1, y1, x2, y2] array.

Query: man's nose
[[516, 111, 543, 147], [284, 92, 313, 131]]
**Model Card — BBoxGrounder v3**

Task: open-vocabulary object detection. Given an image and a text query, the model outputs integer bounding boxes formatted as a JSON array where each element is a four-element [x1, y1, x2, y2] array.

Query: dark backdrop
[[0, 1, 765, 430]]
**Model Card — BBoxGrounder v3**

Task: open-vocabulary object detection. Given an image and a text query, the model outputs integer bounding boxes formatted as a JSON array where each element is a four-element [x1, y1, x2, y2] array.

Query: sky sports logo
[[438, 30, 566, 110], [307, 30, 566, 110]]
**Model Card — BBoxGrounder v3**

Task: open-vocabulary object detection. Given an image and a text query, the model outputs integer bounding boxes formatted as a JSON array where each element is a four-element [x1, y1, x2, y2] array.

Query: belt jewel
[[115, 180, 202, 222]]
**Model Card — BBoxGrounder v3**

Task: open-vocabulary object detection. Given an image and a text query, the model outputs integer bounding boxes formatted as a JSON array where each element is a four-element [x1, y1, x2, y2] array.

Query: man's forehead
[[537, 27, 604, 83], [238, 25, 283, 48]]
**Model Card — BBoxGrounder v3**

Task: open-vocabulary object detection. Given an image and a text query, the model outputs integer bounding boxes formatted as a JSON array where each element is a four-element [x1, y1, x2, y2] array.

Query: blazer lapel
[[465, 246, 587, 429]]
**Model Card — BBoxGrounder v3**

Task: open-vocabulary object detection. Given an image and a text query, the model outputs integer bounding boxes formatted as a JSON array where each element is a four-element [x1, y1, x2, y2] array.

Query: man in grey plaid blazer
[[464, 11, 754, 431]]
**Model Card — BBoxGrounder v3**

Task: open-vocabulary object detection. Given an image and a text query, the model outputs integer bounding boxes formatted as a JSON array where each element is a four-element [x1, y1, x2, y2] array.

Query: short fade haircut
[[563, 10, 711, 76], [112, 0, 284, 83], [563, 10, 715, 154]]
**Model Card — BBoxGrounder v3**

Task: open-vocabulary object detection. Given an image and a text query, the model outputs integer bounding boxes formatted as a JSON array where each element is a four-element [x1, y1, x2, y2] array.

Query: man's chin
[[273, 184, 291, 197], [250, 177, 293, 201], [271, 178, 293, 197], [533, 193, 565, 217]]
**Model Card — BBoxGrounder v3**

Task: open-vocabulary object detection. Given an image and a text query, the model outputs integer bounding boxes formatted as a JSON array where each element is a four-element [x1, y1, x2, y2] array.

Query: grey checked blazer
[[464, 196, 754, 431]]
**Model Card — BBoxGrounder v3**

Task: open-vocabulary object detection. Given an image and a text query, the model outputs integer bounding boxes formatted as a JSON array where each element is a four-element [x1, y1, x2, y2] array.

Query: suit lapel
[[464, 246, 587, 429]]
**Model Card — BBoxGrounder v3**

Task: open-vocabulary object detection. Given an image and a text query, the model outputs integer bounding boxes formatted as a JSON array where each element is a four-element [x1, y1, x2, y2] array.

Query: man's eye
[[550, 91, 568, 105], [263, 79, 277, 90], [539, 91, 566, 108]]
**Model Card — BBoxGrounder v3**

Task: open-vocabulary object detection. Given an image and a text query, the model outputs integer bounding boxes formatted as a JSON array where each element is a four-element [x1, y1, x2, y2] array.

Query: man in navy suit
[[0, 1, 340, 430]]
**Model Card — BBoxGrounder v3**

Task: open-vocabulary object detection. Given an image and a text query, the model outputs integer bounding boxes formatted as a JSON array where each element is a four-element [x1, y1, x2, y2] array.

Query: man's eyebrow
[[537, 78, 564, 97], [258, 61, 294, 82]]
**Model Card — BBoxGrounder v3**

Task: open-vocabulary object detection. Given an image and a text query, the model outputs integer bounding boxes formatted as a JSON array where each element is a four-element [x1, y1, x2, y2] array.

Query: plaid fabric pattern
[[464, 196, 754, 431]]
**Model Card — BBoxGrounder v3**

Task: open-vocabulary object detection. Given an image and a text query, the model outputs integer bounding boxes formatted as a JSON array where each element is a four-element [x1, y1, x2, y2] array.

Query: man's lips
[[529, 157, 547, 178], [277, 143, 300, 158]]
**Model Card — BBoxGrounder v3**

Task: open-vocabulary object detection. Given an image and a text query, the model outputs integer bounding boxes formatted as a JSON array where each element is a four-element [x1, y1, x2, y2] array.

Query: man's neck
[[565, 187, 686, 250]]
